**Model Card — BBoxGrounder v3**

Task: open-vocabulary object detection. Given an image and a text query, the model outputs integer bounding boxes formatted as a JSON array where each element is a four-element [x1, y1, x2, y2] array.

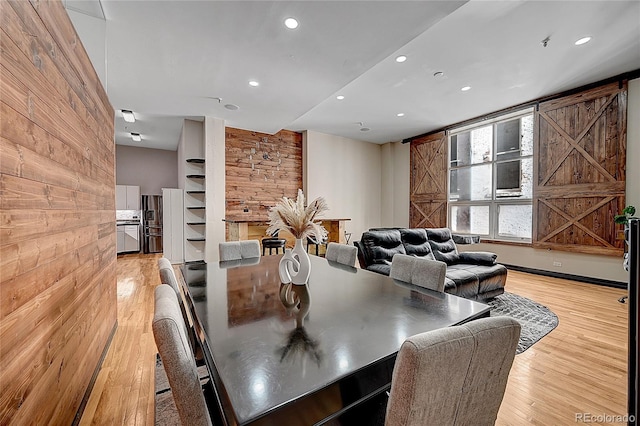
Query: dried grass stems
[[267, 189, 328, 242]]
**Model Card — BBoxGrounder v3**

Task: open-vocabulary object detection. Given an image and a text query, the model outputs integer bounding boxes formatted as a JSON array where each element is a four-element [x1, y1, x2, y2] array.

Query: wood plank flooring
[[79, 253, 629, 425]]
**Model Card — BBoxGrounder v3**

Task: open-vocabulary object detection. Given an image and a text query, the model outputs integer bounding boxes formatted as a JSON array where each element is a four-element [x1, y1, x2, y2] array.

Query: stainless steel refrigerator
[[142, 195, 163, 253]]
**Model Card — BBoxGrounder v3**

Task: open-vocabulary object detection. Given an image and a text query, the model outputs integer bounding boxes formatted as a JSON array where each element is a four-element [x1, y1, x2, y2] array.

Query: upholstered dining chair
[[325, 242, 358, 267], [261, 231, 286, 255], [219, 240, 261, 261], [153, 284, 213, 426], [385, 316, 521, 426], [390, 253, 447, 293]]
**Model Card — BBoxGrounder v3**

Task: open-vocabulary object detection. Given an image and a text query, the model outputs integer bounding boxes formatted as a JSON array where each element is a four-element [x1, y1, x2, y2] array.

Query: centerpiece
[[267, 189, 328, 285]]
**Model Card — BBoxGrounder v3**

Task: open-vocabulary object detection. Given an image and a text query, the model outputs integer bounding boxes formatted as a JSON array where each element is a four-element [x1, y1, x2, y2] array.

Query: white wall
[[67, 10, 106, 88], [380, 141, 410, 227], [204, 117, 226, 262], [303, 130, 382, 244]]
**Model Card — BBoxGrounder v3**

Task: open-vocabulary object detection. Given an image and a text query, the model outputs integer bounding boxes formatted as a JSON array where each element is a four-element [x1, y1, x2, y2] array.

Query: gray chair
[[325, 242, 358, 267], [153, 285, 212, 426], [390, 253, 447, 293], [219, 240, 261, 261], [385, 316, 521, 426]]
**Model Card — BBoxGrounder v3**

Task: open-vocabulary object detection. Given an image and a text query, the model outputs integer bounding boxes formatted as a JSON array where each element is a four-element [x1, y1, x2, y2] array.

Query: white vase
[[291, 238, 311, 285], [278, 239, 311, 285]]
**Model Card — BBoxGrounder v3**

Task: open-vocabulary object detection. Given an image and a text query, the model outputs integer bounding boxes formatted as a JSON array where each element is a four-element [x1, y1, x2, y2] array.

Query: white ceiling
[[67, 0, 640, 151]]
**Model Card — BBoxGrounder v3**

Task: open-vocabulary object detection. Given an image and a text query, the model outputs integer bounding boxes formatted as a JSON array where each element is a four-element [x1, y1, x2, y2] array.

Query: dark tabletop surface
[[182, 255, 490, 425]]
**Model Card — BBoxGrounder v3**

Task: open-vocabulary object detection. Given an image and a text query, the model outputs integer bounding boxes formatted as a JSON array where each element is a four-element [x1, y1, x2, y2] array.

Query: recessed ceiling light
[[397, 113, 405, 117], [336, 95, 345, 100], [131, 132, 141, 142], [461, 86, 471, 92], [574, 36, 592, 46], [284, 17, 299, 29], [360, 127, 370, 132], [395, 55, 407, 63], [121, 110, 135, 123], [224, 104, 239, 111], [249, 80, 260, 87]]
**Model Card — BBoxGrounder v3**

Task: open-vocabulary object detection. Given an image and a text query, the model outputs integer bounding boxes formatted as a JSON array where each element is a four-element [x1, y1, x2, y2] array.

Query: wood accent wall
[[225, 127, 302, 220], [533, 82, 627, 256], [409, 131, 448, 228], [0, 1, 116, 424]]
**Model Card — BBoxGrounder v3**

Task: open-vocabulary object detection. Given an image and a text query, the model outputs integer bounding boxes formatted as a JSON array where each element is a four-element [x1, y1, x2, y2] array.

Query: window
[[448, 111, 533, 241]]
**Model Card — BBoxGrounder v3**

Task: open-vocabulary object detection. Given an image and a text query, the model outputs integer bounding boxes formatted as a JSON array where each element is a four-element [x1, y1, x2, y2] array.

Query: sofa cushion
[[400, 228, 435, 259], [366, 263, 391, 275], [458, 251, 497, 266], [426, 228, 460, 265], [362, 230, 406, 265]]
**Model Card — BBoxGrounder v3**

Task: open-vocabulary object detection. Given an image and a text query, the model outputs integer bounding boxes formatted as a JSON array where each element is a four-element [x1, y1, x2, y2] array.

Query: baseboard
[[503, 264, 627, 289], [73, 320, 118, 426]]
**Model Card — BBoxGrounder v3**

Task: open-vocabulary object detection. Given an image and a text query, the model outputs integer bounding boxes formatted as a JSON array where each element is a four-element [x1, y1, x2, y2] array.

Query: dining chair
[[390, 253, 447, 293], [306, 236, 327, 256], [325, 242, 358, 267], [157, 258, 206, 367], [153, 284, 213, 426], [385, 316, 521, 426], [219, 240, 261, 261]]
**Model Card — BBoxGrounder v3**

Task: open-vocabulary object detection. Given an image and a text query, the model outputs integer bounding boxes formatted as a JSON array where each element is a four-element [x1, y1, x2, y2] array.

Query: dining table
[[180, 255, 490, 426]]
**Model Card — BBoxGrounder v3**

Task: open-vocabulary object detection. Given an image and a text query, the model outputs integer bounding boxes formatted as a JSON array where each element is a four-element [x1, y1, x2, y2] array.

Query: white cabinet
[[116, 185, 140, 210], [163, 188, 184, 263], [117, 226, 125, 253], [124, 225, 140, 252]]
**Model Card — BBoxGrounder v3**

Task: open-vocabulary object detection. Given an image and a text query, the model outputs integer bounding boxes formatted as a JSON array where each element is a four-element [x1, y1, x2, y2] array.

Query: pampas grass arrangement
[[267, 189, 328, 243]]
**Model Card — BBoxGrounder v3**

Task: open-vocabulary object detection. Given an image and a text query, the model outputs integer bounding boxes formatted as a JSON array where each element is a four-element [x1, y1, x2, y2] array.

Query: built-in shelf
[[187, 237, 206, 242], [186, 174, 206, 179], [187, 206, 206, 210], [186, 190, 206, 194], [185, 260, 206, 268], [186, 158, 205, 164], [187, 222, 206, 226]]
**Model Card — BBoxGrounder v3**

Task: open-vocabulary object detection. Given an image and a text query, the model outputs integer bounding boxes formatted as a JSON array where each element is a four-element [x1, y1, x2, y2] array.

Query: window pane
[[496, 119, 520, 159], [450, 125, 492, 166], [451, 205, 490, 235], [495, 158, 533, 199], [449, 164, 492, 201], [498, 204, 532, 239], [521, 114, 534, 156]]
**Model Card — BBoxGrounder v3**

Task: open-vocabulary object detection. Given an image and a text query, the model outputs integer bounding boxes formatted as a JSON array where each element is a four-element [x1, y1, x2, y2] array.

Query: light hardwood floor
[[79, 253, 629, 425]]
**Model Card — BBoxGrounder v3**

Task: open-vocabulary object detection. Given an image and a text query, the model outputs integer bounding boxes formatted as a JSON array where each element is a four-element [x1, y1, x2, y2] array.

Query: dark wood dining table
[[180, 255, 490, 426]]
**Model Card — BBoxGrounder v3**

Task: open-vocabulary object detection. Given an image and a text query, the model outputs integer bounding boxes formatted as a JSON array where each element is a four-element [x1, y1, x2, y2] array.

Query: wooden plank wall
[[0, 0, 116, 424], [225, 127, 302, 220]]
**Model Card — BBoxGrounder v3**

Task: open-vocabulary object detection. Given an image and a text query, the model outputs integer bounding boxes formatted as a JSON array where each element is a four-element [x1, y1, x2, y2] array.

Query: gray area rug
[[488, 291, 559, 354]]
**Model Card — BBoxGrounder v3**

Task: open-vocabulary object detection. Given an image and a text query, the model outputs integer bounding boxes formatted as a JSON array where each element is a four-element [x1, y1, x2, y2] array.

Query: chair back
[[385, 316, 520, 426], [390, 253, 447, 293], [158, 257, 181, 295], [219, 240, 261, 261], [325, 242, 358, 267], [153, 285, 212, 426]]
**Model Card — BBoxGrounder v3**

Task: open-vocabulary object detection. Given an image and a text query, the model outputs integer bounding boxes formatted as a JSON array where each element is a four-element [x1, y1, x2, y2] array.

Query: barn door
[[410, 132, 448, 228], [533, 82, 627, 256]]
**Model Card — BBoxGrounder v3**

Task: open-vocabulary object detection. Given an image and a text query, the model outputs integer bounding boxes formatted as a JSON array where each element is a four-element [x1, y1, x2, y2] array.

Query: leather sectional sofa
[[354, 228, 507, 301]]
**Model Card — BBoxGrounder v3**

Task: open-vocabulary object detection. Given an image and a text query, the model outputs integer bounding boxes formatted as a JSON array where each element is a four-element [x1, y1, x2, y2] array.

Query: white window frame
[[447, 108, 534, 242]]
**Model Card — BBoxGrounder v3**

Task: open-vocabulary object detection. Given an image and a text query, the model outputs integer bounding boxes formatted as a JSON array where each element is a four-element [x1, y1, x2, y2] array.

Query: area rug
[[488, 291, 559, 354]]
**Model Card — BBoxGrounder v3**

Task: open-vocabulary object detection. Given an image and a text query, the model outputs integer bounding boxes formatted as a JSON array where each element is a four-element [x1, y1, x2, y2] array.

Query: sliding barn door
[[533, 82, 627, 256], [410, 132, 448, 228]]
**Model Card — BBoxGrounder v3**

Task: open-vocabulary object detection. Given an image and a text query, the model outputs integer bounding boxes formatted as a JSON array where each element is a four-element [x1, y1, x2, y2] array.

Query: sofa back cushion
[[426, 228, 460, 265], [362, 230, 406, 265], [400, 228, 435, 260]]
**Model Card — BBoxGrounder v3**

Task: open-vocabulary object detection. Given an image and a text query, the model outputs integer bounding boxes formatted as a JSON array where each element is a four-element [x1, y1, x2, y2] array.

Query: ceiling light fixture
[[249, 80, 260, 87], [395, 55, 407, 63], [284, 17, 299, 29], [121, 110, 135, 123], [131, 132, 141, 142], [574, 36, 592, 46], [433, 71, 444, 78], [336, 95, 345, 100], [224, 104, 239, 111], [461, 86, 471, 92], [360, 127, 370, 132], [397, 113, 405, 117]]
